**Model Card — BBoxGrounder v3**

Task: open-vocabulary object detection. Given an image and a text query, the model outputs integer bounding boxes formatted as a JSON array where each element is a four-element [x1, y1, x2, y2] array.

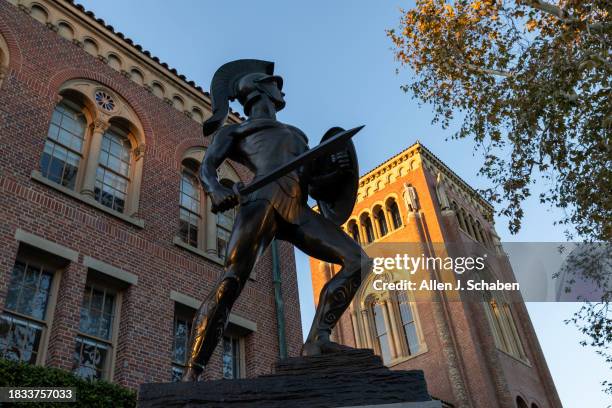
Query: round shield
[[313, 127, 359, 225]]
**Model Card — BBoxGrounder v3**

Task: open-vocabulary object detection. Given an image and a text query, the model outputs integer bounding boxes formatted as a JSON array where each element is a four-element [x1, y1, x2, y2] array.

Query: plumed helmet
[[203, 59, 284, 136]]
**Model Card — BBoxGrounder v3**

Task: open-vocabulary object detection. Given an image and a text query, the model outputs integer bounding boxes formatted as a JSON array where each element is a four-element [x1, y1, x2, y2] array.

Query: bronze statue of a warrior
[[183, 59, 371, 381]]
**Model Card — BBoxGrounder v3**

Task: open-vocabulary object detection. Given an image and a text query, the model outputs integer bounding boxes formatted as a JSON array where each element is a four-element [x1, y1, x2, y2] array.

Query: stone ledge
[[169, 290, 258, 333], [83, 255, 138, 285], [31, 170, 145, 229], [172, 236, 223, 266], [14, 228, 79, 262]]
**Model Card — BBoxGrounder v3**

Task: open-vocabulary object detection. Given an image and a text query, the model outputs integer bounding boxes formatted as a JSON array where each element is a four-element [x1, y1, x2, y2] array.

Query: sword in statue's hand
[[232, 125, 364, 196]]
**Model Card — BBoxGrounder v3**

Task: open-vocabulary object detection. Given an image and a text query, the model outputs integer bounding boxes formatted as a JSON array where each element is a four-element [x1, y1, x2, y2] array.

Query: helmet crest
[[203, 59, 282, 136]]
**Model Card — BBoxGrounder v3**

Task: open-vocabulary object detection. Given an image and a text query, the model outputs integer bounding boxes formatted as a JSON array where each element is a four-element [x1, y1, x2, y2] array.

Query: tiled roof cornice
[[56, 0, 243, 123]]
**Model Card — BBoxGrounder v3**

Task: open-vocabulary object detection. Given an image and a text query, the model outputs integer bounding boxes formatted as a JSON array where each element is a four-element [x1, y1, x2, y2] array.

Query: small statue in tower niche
[[182, 59, 371, 381], [435, 172, 451, 211], [403, 183, 419, 212]]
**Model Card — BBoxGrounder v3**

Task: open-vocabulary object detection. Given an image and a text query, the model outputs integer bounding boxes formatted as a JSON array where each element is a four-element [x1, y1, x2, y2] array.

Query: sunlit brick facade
[[0, 0, 302, 389], [310, 143, 562, 408]]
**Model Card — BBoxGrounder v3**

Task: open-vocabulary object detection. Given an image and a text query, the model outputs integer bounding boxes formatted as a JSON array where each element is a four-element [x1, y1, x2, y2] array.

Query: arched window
[[94, 125, 131, 213], [0, 33, 9, 89], [40, 100, 87, 190], [353, 281, 426, 365], [371, 302, 392, 364], [485, 298, 526, 360], [175, 148, 241, 260], [374, 207, 388, 237], [516, 396, 528, 408], [179, 166, 201, 247], [216, 179, 236, 260], [361, 215, 375, 244], [397, 291, 420, 354], [37, 81, 146, 220], [460, 208, 469, 232], [531, 404, 540, 408], [474, 220, 485, 243], [347, 220, 360, 244], [467, 214, 477, 239], [388, 200, 402, 229]]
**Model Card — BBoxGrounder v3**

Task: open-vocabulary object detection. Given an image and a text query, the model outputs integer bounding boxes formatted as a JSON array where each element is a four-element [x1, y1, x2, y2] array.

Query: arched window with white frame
[[352, 274, 426, 366], [0, 32, 9, 89], [36, 80, 146, 220], [40, 99, 88, 190]]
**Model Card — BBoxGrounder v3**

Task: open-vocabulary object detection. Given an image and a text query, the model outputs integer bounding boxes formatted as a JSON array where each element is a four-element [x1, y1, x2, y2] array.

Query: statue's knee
[[215, 276, 241, 300]]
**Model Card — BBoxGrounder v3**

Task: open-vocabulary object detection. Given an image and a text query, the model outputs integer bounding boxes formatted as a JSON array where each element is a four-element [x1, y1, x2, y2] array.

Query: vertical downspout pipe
[[271, 239, 288, 359]]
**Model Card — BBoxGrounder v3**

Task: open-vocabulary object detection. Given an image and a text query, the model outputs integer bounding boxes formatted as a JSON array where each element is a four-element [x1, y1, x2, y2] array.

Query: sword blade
[[238, 125, 364, 196]]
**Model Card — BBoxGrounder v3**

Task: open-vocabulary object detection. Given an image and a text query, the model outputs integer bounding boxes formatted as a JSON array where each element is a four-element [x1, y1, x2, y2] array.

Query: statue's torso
[[232, 119, 308, 177], [229, 119, 310, 223]]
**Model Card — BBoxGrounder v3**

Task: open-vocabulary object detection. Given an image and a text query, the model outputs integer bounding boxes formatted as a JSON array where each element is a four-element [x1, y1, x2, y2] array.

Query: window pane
[[217, 208, 234, 259], [94, 167, 128, 213], [171, 366, 184, 383], [404, 323, 420, 354], [73, 336, 109, 380], [180, 172, 200, 214], [373, 304, 391, 363], [0, 314, 43, 364], [377, 210, 388, 236], [390, 202, 402, 229], [179, 209, 199, 247], [172, 317, 191, 364], [217, 231, 230, 261], [79, 285, 115, 340], [95, 130, 131, 213], [41, 102, 85, 190], [222, 336, 241, 379], [5, 261, 53, 321]]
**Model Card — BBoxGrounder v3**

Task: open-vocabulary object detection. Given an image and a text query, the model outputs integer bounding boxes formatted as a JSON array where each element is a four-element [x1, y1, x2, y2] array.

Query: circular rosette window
[[94, 90, 116, 112]]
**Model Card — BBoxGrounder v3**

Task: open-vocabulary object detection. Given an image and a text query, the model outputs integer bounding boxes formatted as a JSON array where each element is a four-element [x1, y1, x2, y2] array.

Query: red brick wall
[[0, 1, 302, 389], [311, 154, 561, 408]]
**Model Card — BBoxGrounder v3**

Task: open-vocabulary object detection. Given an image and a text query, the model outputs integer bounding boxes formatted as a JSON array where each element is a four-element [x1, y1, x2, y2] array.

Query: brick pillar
[[0, 233, 20, 311], [45, 261, 87, 370]]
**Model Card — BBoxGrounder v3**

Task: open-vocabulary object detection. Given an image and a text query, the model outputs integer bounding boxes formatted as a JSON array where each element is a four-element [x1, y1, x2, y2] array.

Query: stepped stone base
[[138, 348, 441, 408]]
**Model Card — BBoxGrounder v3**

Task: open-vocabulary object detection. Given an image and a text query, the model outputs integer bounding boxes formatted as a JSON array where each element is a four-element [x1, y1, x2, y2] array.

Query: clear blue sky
[[79, 1, 609, 406]]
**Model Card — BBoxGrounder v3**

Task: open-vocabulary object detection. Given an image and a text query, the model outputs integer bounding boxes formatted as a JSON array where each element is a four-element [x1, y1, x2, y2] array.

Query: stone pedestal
[[138, 348, 442, 408]]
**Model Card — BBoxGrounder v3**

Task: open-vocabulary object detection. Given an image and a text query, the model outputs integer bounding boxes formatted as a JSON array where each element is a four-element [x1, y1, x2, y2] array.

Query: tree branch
[[461, 62, 514, 77], [521, 0, 611, 33]]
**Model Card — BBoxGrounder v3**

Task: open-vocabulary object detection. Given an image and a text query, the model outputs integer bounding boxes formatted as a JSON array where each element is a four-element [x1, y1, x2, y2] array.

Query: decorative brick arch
[[47, 68, 156, 152], [173, 137, 244, 182], [0, 12, 23, 73], [173, 138, 207, 171]]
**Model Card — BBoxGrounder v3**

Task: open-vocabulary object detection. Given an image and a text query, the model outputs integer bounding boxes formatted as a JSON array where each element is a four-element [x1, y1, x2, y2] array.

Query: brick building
[[310, 144, 562, 408], [0, 0, 303, 389]]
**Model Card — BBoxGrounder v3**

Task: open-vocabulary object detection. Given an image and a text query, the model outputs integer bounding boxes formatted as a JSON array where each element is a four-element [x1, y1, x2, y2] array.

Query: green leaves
[[0, 359, 136, 408]]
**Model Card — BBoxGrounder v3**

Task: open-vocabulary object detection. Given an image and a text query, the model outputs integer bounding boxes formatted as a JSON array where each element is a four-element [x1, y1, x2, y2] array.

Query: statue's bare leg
[[282, 208, 371, 356], [183, 201, 277, 381]]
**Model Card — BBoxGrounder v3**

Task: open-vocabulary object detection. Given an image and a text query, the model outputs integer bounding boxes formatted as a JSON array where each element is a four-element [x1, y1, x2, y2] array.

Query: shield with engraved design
[[311, 127, 359, 225]]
